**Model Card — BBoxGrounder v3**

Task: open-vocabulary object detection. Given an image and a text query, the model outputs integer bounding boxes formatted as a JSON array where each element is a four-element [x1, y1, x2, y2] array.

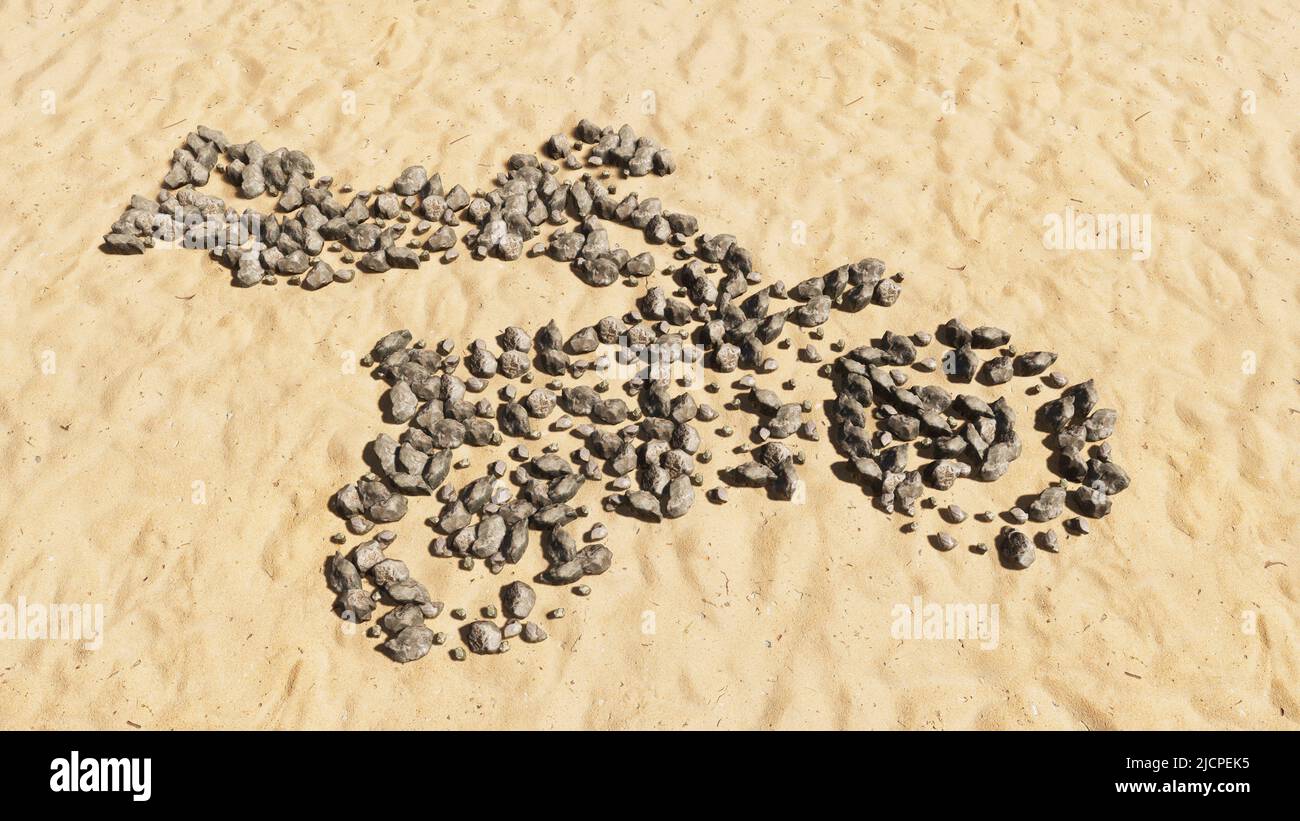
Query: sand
[[1, 0, 1296, 730]]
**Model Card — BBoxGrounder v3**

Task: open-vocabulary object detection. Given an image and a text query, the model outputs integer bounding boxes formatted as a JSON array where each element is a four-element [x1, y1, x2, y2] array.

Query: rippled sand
[[0, 0, 1296, 729]]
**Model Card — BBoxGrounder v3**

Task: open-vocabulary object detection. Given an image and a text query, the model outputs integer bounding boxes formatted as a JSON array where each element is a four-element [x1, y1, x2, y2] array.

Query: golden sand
[[0, 0, 1296, 729]]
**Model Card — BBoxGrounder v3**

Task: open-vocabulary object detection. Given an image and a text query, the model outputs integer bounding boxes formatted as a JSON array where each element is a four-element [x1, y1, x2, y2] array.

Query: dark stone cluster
[[102, 120, 1127, 664], [100, 120, 684, 291]]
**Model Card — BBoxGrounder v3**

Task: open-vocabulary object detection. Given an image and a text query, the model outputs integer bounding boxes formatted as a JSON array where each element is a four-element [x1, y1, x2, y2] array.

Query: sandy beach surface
[[1, 0, 1296, 729]]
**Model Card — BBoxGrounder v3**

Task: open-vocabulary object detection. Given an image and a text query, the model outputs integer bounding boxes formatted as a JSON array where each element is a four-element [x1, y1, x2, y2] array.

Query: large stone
[[383, 624, 435, 662], [465, 620, 504, 654], [501, 581, 537, 619]]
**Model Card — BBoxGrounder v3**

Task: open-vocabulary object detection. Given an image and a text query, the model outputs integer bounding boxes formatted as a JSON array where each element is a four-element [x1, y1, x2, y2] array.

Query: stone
[[663, 475, 695, 518], [388, 381, 418, 423], [998, 529, 1035, 569], [937, 318, 972, 348], [464, 620, 504, 655], [1072, 485, 1112, 517], [370, 558, 409, 588], [501, 581, 536, 620], [338, 589, 376, 622], [981, 356, 1014, 385], [1044, 371, 1069, 389], [623, 489, 662, 521], [731, 462, 775, 487], [379, 600, 426, 639], [102, 233, 147, 254], [971, 326, 1010, 348], [578, 545, 612, 575], [1084, 408, 1118, 441], [393, 165, 428, 196], [368, 493, 408, 523], [1028, 486, 1066, 522], [327, 553, 362, 593], [1015, 351, 1058, 376], [791, 295, 832, 327]]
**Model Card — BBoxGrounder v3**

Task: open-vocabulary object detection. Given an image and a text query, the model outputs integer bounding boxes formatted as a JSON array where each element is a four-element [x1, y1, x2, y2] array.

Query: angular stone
[[1015, 351, 1058, 376], [464, 620, 504, 654], [1072, 484, 1112, 517], [500, 581, 536, 619], [1028, 486, 1066, 522], [663, 475, 694, 518], [998, 529, 1035, 569], [971, 326, 1010, 348]]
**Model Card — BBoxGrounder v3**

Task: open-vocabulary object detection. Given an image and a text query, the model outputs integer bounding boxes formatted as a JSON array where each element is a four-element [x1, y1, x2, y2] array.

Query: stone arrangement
[[103, 120, 1127, 662], [823, 317, 1126, 569], [101, 119, 682, 290]]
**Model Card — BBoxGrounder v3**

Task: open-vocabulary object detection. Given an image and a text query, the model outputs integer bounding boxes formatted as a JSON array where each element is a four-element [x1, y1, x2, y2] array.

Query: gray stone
[[381, 602, 425, 635], [731, 462, 774, 487], [464, 620, 504, 654], [388, 381, 418, 423], [1015, 351, 1058, 376], [393, 165, 428, 196], [1072, 485, 1112, 517], [998, 529, 1035, 569], [981, 356, 1014, 385], [501, 581, 536, 620], [663, 475, 694, 518], [1028, 486, 1066, 522], [471, 514, 507, 558], [103, 233, 147, 254], [370, 558, 409, 588], [1084, 408, 1117, 441], [971, 326, 1010, 348], [327, 552, 362, 593], [338, 588, 376, 622]]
